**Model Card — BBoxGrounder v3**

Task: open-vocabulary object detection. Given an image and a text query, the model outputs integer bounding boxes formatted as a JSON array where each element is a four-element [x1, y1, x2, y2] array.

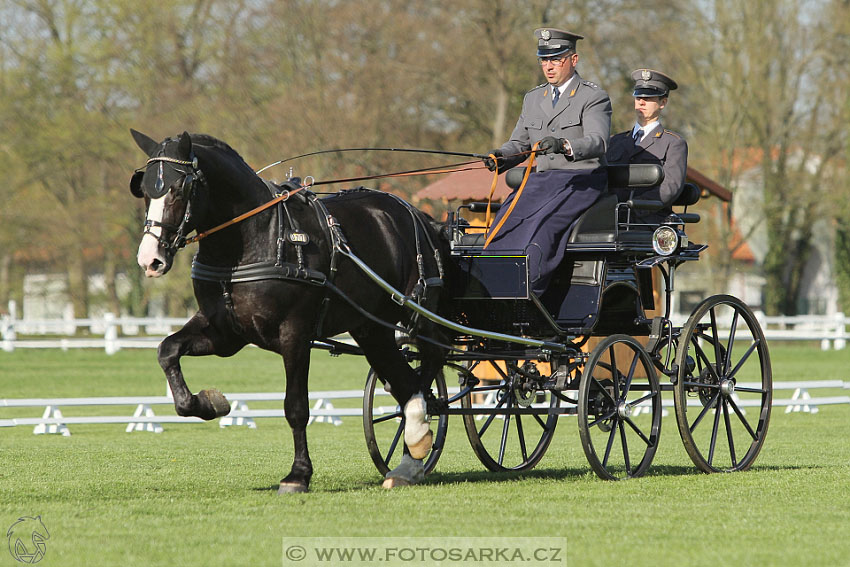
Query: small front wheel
[[578, 334, 662, 480], [363, 367, 448, 476], [461, 359, 559, 472]]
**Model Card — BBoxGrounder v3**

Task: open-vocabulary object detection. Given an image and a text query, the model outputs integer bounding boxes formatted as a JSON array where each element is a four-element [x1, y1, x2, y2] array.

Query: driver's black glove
[[538, 136, 566, 155], [483, 149, 503, 172]]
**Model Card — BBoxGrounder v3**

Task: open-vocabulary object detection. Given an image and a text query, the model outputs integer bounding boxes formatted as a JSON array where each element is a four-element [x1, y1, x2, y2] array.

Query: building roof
[[413, 168, 513, 202], [413, 166, 733, 203]]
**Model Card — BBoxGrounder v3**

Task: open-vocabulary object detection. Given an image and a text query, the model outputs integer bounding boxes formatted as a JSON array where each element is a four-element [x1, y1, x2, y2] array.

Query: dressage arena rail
[[2, 311, 847, 353], [2, 382, 848, 436]]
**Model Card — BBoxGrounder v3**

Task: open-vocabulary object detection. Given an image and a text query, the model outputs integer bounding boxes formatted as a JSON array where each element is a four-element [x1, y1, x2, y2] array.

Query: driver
[[482, 28, 611, 296]]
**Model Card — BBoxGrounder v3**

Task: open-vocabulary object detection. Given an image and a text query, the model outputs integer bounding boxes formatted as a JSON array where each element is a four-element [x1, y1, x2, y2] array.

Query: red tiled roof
[[412, 168, 512, 202]]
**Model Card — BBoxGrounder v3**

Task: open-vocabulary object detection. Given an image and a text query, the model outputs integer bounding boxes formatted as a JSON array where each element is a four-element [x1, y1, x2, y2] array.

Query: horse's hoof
[[382, 477, 411, 489], [278, 482, 309, 494], [407, 429, 433, 460], [198, 389, 231, 419]]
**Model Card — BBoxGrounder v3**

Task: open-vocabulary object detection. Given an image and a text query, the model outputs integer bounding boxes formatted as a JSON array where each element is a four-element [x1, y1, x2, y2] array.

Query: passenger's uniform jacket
[[498, 72, 612, 171], [606, 125, 688, 221]]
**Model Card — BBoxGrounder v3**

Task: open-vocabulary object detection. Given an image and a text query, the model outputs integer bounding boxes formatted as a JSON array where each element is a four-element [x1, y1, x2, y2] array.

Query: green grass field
[[1, 344, 849, 566]]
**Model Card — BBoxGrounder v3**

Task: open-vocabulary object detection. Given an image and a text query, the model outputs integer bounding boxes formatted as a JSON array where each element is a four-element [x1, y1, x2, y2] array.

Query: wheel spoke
[[624, 416, 653, 446], [384, 418, 404, 466], [693, 338, 722, 383], [532, 411, 546, 428], [723, 398, 737, 468], [497, 410, 512, 466], [725, 310, 740, 375], [588, 409, 617, 429], [707, 397, 723, 466], [591, 376, 618, 405], [682, 381, 720, 390], [477, 388, 509, 437], [630, 391, 657, 407], [728, 395, 758, 440], [602, 417, 618, 468], [516, 414, 529, 463], [619, 420, 632, 475], [621, 351, 640, 398], [608, 345, 620, 399], [710, 307, 723, 369], [490, 360, 510, 380], [727, 340, 760, 382], [689, 391, 720, 434], [372, 410, 403, 425], [734, 386, 767, 394]]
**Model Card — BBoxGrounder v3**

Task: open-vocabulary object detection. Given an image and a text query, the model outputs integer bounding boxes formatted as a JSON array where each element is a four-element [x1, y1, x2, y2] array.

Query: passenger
[[482, 28, 611, 297], [607, 69, 688, 224]]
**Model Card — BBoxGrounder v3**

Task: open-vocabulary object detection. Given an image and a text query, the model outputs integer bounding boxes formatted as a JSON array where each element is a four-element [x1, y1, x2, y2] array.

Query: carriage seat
[[567, 172, 701, 244], [457, 164, 673, 247]]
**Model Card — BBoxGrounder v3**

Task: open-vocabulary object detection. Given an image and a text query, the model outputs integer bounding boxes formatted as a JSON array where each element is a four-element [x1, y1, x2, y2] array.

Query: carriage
[[130, 131, 771, 490], [357, 163, 772, 480]]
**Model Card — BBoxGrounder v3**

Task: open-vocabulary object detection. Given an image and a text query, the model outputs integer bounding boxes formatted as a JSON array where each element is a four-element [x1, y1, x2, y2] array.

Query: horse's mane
[[189, 133, 255, 174]]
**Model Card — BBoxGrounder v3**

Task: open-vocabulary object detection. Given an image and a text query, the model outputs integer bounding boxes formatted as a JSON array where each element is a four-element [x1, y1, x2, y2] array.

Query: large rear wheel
[[673, 294, 772, 472]]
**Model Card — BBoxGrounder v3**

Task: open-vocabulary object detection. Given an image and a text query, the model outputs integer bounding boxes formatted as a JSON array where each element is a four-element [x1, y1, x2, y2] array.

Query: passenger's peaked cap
[[535, 28, 583, 57], [632, 69, 678, 98]]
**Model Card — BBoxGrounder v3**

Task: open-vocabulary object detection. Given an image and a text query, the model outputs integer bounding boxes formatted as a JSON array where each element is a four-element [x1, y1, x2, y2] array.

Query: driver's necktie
[[633, 129, 643, 143], [552, 87, 560, 107]]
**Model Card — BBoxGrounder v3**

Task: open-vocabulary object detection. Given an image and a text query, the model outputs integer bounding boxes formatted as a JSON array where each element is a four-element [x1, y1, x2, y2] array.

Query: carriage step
[[645, 316, 665, 354]]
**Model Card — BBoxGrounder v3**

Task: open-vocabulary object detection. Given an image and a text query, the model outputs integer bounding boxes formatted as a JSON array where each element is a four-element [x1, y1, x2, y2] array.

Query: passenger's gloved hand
[[538, 136, 566, 155], [483, 149, 503, 172]]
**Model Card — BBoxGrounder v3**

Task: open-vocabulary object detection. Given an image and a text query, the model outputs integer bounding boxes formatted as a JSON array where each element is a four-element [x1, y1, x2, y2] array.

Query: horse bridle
[[140, 154, 206, 255]]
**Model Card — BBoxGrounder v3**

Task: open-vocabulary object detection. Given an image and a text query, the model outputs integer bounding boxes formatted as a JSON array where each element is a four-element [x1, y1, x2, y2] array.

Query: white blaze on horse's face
[[137, 196, 170, 278]]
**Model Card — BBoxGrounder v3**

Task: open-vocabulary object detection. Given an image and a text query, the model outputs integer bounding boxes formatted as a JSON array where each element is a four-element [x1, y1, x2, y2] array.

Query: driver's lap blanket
[[485, 168, 607, 296]]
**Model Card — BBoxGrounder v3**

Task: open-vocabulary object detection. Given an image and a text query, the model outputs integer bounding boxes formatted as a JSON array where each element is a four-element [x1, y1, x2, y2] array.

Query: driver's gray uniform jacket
[[497, 72, 612, 171]]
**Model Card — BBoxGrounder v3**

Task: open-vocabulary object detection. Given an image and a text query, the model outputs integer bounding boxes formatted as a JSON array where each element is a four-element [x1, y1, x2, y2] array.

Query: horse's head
[[130, 129, 205, 277]]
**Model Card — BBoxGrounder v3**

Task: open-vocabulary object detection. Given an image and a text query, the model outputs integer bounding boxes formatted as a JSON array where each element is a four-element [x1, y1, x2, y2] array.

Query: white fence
[[2, 303, 847, 354], [1, 308, 188, 354], [2, 382, 848, 437], [757, 312, 848, 350]]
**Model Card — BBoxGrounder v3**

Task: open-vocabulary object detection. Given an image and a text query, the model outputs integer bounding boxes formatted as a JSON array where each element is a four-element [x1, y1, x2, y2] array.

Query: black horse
[[129, 130, 448, 492]]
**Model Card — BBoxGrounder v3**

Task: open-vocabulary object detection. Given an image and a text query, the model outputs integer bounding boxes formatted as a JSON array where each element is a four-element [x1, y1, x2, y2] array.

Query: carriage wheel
[[578, 334, 662, 480], [461, 359, 559, 472], [673, 294, 772, 473], [363, 366, 448, 477]]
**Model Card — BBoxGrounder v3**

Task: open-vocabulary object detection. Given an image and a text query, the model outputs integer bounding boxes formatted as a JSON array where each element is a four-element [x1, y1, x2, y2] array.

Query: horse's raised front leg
[[158, 311, 244, 420], [278, 337, 313, 494]]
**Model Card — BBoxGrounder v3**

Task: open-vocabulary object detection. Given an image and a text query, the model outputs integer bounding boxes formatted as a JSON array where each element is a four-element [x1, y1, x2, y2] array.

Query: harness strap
[[191, 259, 326, 285], [185, 184, 307, 245], [308, 194, 344, 337]]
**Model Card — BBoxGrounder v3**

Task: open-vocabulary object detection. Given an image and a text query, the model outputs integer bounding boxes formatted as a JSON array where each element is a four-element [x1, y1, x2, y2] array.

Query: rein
[[183, 151, 533, 246], [483, 142, 540, 248], [184, 185, 307, 245]]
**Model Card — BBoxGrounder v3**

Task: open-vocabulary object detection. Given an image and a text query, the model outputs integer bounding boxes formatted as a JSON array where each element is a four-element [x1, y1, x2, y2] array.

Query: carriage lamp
[[652, 226, 679, 255]]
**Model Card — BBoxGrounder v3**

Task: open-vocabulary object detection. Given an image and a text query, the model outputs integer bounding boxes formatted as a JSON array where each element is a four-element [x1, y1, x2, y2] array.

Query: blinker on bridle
[[140, 153, 205, 254]]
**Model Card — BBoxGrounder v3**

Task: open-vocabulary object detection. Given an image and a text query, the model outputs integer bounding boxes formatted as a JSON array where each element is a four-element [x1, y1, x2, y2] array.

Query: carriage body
[[365, 164, 772, 480], [447, 164, 702, 340]]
